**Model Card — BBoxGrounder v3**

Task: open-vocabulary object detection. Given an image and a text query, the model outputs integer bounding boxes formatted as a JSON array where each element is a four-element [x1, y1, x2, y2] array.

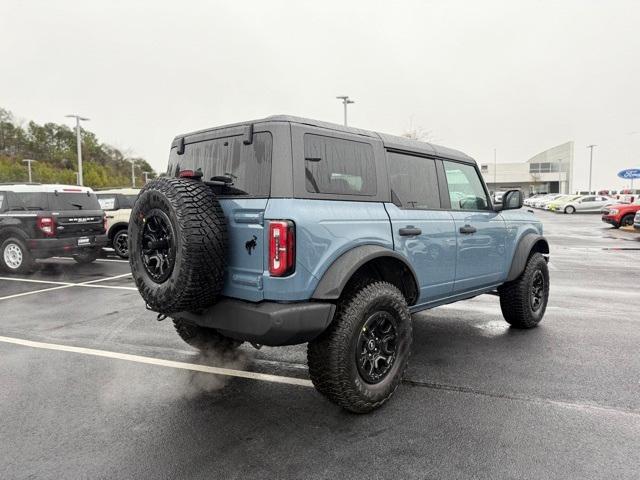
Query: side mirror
[[495, 189, 523, 211]]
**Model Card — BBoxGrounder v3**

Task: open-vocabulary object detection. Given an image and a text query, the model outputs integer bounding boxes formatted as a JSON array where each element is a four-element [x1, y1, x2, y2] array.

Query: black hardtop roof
[[172, 115, 475, 164]]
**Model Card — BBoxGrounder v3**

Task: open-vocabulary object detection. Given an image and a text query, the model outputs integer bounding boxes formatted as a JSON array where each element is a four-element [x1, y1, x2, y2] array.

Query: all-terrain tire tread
[[498, 252, 549, 328], [307, 281, 412, 413], [129, 177, 228, 313]]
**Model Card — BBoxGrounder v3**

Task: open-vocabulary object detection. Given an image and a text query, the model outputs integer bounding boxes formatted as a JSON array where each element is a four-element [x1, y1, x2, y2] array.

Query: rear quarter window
[[167, 132, 272, 197], [304, 134, 376, 196], [97, 195, 117, 210], [8, 192, 50, 211]]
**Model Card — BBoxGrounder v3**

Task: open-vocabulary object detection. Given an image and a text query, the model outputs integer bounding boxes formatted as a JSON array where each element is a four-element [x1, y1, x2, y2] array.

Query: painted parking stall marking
[[0, 335, 314, 388], [0, 273, 135, 300]]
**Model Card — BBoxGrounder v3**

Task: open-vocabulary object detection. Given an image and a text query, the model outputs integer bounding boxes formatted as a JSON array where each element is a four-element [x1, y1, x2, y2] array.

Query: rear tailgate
[[49, 191, 105, 239], [219, 198, 268, 301], [54, 210, 104, 238]]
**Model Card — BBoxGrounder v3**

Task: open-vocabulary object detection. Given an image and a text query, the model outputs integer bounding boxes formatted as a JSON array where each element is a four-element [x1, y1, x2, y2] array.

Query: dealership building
[[481, 141, 574, 195]]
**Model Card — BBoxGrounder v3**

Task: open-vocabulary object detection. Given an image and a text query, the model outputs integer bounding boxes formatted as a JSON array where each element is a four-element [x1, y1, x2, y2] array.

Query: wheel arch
[[506, 234, 549, 282], [0, 226, 29, 244], [311, 245, 419, 305], [108, 222, 129, 239]]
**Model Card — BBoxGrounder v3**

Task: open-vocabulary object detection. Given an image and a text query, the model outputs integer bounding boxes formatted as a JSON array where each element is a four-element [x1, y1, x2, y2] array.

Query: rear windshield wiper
[[205, 174, 248, 196], [70, 203, 84, 210]]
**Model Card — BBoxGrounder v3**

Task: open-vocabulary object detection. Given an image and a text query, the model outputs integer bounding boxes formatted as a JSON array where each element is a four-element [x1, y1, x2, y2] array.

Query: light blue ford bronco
[[129, 116, 550, 413]]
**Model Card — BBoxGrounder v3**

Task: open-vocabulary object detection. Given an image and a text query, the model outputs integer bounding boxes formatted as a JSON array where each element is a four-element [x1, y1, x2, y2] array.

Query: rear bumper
[[601, 215, 620, 227], [27, 234, 109, 258], [172, 298, 336, 346]]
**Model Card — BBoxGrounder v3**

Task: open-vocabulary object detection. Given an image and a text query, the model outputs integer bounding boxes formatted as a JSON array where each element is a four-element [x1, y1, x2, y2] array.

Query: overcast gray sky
[[2, 0, 639, 190]]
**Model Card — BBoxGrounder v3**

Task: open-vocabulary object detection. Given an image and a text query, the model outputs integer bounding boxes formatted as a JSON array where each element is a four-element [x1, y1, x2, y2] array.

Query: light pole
[[493, 148, 497, 189], [586, 145, 597, 194], [143, 171, 151, 184], [336, 96, 354, 126], [66, 114, 89, 185], [557, 158, 563, 193], [130, 159, 136, 187], [22, 159, 37, 183]]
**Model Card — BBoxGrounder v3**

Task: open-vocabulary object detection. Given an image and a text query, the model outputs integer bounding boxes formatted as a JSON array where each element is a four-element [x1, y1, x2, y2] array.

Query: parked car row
[[0, 183, 137, 273], [524, 193, 616, 213]]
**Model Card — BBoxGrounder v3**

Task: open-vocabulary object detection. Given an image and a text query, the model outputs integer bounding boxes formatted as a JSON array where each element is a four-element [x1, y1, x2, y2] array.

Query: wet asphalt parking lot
[[1, 210, 639, 480]]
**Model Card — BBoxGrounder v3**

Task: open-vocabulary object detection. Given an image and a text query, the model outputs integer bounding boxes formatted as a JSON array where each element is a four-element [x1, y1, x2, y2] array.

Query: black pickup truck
[[0, 184, 107, 273]]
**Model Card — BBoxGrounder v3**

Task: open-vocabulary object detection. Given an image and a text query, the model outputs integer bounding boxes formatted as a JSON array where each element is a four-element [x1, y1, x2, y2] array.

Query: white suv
[[96, 188, 139, 258]]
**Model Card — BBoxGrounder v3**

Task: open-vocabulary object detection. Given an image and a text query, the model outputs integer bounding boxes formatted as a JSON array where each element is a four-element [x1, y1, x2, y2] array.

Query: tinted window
[[304, 134, 376, 196], [9, 192, 49, 211], [168, 132, 272, 197], [0, 193, 4, 211], [118, 194, 137, 209], [387, 152, 440, 209], [97, 195, 117, 210], [443, 161, 490, 211], [581, 196, 595, 202], [50, 192, 101, 211]]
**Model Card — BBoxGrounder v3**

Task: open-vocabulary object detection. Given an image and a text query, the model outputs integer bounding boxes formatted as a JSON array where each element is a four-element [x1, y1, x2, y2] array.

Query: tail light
[[37, 216, 56, 237], [268, 220, 295, 277]]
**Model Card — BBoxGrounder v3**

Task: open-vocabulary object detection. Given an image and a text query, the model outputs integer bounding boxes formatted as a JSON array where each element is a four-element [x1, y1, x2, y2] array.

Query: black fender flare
[[107, 221, 129, 239], [506, 234, 549, 281], [0, 225, 30, 243], [311, 245, 419, 303]]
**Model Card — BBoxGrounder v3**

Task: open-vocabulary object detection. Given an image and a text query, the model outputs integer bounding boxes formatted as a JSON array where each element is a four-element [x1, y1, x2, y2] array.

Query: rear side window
[[120, 195, 137, 209], [8, 192, 49, 211], [97, 195, 117, 210], [387, 152, 440, 209], [168, 132, 272, 197], [50, 192, 101, 211], [0, 193, 4, 211], [304, 134, 376, 196]]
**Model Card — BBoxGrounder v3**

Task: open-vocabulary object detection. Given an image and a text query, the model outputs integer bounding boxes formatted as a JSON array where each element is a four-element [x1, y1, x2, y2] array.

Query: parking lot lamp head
[[336, 96, 355, 126]]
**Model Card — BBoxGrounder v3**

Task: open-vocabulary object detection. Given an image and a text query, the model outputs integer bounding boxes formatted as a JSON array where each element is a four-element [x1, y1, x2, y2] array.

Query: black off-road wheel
[[112, 229, 129, 259], [498, 252, 549, 328], [307, 281, 413, 413], [1, 237, 34, 273], [173, 319, 242, 352], [129, 177, 227, 314], [72, 247, 101, 264]]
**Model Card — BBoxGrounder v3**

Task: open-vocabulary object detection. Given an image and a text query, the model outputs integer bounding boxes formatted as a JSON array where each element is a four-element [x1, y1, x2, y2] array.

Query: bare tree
[[401, 126, 433, 142]]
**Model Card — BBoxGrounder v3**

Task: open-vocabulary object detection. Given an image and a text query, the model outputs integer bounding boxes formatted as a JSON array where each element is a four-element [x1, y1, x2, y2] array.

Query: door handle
[[459, 225, 477, 234], [399, 226, 422, 236]]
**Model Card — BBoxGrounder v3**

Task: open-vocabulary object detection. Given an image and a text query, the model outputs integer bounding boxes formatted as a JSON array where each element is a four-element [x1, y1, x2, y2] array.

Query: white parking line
[[0, 284, 76, 301], [52, 256, 129, 264], [0, 276, 71, 286], [0, 273, 135, 300], [0, 335, 314, 388]]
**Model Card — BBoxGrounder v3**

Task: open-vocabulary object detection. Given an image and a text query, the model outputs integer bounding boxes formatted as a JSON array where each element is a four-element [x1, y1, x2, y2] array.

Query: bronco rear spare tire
[[129, 177, 228, 314]]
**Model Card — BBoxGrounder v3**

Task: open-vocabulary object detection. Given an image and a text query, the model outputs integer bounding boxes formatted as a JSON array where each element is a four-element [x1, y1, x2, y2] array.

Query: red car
[[601, 200, 640, 228]]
